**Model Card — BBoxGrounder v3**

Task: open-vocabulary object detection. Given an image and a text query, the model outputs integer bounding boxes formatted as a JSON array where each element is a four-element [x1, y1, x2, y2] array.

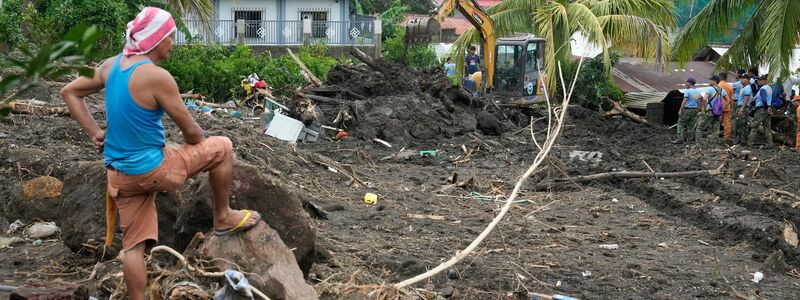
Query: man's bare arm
[[152, 68, 204, 144], [61, 61, 109, 151]]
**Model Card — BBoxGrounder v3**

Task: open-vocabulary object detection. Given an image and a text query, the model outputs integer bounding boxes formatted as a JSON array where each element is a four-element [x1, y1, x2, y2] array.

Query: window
[[234, 10, 263, 38], [526, 42, 539, 70], [299, 10, 328, 38]]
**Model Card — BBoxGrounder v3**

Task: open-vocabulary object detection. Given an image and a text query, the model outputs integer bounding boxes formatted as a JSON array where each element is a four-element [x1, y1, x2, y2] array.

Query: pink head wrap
[[124, 7, 176, 56]]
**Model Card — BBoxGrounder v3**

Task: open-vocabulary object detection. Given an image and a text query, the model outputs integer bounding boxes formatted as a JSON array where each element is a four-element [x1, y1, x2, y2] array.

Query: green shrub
[[383, 30, 437, 68], [41, 0, 130, 57], [0, 0, 26, 48], [161, 44, 338, 102], [556, 53, 625, 111]]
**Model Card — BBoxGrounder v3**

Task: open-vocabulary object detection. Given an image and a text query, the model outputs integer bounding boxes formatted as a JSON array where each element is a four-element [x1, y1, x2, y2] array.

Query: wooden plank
[[406, 214, 445, 221]]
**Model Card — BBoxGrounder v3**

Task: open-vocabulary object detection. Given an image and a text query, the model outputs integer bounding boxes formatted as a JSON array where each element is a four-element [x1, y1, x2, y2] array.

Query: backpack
[[748, 83, 760, 108], [770, 84, 783, 109], [709, 87, 723, 117]]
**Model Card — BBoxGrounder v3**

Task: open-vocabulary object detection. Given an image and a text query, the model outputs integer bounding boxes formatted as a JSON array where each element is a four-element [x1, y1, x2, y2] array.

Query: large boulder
[[54, 161, 316, 273], [199, 221, 318, 300]]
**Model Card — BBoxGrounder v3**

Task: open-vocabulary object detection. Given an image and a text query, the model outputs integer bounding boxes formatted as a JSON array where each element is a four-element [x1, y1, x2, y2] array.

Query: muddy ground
[[1, 68, 800, 299]]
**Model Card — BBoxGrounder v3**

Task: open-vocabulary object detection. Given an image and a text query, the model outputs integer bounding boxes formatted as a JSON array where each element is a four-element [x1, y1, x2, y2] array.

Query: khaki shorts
[[106, 136, 233, 251]]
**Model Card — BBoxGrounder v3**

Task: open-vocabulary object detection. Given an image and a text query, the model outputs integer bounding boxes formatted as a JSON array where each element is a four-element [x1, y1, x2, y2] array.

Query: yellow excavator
[[406, 0, 546, 100]]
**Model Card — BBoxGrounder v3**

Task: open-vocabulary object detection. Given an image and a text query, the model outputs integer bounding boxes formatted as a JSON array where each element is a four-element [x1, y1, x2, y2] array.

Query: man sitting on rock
[[61, 7, 260, 300]]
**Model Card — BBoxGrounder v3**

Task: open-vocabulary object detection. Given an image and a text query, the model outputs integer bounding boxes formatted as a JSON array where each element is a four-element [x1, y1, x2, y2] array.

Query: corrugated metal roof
[[625, 92, 669, 110], [612, 58, 731, 93]]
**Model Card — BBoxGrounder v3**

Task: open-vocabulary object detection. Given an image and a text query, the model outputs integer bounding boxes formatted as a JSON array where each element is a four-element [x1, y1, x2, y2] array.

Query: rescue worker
[[732, 74, 752, 144], [465, 46, 481, 77], [696, 75, 728, 145], [747, 75, 774, 148], [673, 78, 702, 144], [717, 72, 735, 141]]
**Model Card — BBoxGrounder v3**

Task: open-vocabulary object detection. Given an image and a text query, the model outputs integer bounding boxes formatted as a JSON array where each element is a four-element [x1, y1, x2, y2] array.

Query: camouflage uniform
[[696, 111, 720, 144], [748, 109, 773, 147], [731, 107, 750, 144], [677, 108, 698, 143]]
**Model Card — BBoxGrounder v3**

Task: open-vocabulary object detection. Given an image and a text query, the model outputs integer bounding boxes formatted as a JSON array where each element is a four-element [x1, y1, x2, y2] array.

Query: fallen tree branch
[[554, 166, 724, 183], [603, 100, 652, 126], [149, 245, 271, 300], [286, 48, 322, 87], [304, 94, 350, 105], [771, 188, 800, 200], [8, 102, 70, 116], [349, 47, 388, 76], [394, 56, 584, 289]]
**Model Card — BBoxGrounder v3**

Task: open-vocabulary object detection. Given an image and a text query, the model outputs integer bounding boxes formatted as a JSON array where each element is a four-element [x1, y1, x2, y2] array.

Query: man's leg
[[121, 243, 147, 300], [722, 112, 732, 140], [711, 116, 721, 144], [764, 112, 773, 147], [198, 137, 260, 230], [695, 112, 709, 144], [748, 111, 760, 146], [677, 113, 687, 142]]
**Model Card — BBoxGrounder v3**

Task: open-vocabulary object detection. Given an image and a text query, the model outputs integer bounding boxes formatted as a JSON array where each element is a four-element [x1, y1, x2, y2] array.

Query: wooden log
[[305, 94, 349, 105], [8, 102, 70, 116], [308, 86, 367, 100], [554, 168, 723, 183], [286, 48, 323, 86], [349, 47, 388, 76], [603, 100, 652, 126]]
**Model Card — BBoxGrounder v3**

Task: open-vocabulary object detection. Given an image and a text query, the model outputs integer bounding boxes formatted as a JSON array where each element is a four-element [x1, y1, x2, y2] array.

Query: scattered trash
[[228, 110, 243, 119], [529, 292, 579, 300], [265, 113, 305, 143], [0, 236, 23, 248], [335, 131, 349, 141], [215, 269, 254, 300], [32, 239, 43, 246], [569, 150, 603, 162], [752, 271, 764, 283], [657, 242, 670, 249], [611, 198, 619, 203], [581, 271, 592, 277], [298, 127, 319, 143], [555, 281, 561, 287], [406, 214, 445, 221], [738, 174, 745, 179], [419, 150, 437, 157], [24, 222, 60, 239], [381, 148, 416, 161], [372, 138, 392, 148], [364, 193, 378, 205], [22, 176, 63, 199], [200, 106, 214, 114], [7, 220, 24, 234], [784, 221, 798, 248], [598, 244, 619, 250]]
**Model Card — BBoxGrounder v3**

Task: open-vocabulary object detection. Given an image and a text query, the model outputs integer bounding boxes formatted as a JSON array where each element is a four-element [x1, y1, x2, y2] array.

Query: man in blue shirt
[[674, 78, 702, 144], [747, 75, 774, 148], [732, 74, 752, 144], [465, 46, 481, 76], [696, 75, 728, 144]]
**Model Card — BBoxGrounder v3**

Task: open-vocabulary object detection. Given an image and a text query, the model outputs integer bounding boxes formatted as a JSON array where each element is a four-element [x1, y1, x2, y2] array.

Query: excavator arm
[[406, 0, 496, 91]]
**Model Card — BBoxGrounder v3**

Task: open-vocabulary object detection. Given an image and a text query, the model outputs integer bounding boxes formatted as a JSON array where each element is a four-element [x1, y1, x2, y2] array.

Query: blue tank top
[[103, 54, 165, 175]]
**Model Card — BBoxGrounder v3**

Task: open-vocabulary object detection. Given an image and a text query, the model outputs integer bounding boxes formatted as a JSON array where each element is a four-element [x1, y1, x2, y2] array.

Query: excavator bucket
[[405, 17, 441, 44]]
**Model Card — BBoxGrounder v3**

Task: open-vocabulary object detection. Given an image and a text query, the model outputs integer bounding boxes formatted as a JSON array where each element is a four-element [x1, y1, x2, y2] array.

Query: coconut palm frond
[[588, 0, 676, 29], [671, 0, 759, 63], [489, 7, 535, 38], [757, 0, 800, 78], [598, 14, 670, 66]]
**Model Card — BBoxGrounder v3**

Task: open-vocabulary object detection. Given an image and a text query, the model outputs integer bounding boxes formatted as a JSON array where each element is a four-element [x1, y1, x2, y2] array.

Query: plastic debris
[[32, 239, 43, 246], [598, 244, 619, 250], [581, 271, 592, 277], [215, 270, 254, 300], [0, 236, 23, 248], [7, 220, 24, 234], [24, 222, 60, 239], [611, 198, 619, 203], [364, 193, 378, 205], [752, 271, 764, 283]]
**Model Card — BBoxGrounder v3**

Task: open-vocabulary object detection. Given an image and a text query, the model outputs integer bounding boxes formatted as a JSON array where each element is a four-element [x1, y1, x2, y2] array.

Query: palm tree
[[672, 0, 800, 79], [451, 0, 676, 88]]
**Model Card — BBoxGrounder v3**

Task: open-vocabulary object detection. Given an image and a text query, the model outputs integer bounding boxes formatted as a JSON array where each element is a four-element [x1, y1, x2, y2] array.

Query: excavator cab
[[493, 35, 546, 101]]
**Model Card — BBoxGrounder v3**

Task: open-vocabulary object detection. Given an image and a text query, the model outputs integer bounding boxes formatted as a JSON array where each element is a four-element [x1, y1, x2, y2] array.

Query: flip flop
[[214, 210, 261, 236]]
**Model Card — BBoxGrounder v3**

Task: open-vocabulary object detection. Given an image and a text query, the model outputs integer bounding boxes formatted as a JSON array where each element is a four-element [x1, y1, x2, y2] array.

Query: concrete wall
[[216, 0, 347, 22]]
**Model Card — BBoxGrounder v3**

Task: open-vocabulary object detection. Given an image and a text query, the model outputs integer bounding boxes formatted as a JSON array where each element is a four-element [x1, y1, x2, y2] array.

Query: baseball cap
[[757, 75, 768, 81], [686, 78, 696, 84], [708, 75, 720, 82]]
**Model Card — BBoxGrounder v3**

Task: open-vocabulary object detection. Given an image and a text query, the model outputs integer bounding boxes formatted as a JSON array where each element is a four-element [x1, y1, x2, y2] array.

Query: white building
[[178, 0, 376, 45]]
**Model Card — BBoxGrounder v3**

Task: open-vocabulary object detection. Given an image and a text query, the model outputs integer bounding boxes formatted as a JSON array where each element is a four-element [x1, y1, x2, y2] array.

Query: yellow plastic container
[[364, 193, 378, 205]]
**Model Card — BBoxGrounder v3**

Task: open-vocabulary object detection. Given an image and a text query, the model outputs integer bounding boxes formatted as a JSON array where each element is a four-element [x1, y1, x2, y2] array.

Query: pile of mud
[[301, 62, 501, 146]]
